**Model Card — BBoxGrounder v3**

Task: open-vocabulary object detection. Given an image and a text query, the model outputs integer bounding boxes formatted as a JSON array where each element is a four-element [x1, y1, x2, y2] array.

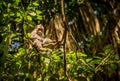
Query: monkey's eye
[[38, 29, 43, 32]]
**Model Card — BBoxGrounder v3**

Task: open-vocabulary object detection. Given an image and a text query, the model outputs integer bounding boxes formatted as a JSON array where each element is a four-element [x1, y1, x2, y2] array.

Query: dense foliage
[[0, 0, 120, 81]]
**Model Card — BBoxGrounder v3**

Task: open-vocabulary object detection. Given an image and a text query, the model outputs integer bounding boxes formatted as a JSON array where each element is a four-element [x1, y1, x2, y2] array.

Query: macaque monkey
[[30, 24, 56, 51]]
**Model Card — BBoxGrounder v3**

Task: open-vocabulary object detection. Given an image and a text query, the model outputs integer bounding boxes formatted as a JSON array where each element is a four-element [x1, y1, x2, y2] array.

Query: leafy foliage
[[0, 0, 120, 81], [0, 45, 119, 80]]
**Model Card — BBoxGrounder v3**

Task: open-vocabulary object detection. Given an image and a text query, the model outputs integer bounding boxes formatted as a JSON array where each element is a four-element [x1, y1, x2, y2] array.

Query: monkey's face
[[36, 24, 44, 36], [37, 28, 44, 36]]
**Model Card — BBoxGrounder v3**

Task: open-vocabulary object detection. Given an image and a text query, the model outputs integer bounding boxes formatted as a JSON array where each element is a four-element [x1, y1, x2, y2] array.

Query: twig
[[95, 50, 115, 73]]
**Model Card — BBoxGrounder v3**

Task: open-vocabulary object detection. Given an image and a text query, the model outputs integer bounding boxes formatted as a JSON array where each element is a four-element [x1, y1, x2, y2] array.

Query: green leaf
[[36, 10, 42, 14], [111, 64, 117, 70], [27, 15, 32, 21], [10, 13, 15, 16], [11, 33, 16, 38], [16, 60, 22, 65], [27, 7, 33, 10], [18, 48, 25, 55], [26, 33, 31, 38], [33, 2, 39, 6], [16, 12, 21, 17], [14, 18, 22, 22], [93, 56, 102, 59], [105, 49, 112, 54], [77, 52, 87, 57], [37, 15, 42, 20], [91, 59, 101, 65], [86, 58, 92, 63], [4, 14, 8, 17], [16, 0, 20, 3], [28, 12, 36, 16], [79, 59, 87, 65], [23, 24, 27, 34]]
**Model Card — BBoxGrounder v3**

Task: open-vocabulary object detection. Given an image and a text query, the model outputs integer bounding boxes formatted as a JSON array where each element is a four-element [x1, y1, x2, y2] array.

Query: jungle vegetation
[[0, 0, 120, 81]]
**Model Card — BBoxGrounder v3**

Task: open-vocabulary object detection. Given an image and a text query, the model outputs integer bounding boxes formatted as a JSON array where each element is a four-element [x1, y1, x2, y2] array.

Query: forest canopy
[[0, 0, 120, 81]]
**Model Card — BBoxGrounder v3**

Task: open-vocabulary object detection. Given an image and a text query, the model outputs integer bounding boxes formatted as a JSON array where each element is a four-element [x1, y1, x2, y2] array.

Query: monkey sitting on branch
[[30, 24, 57, 52]]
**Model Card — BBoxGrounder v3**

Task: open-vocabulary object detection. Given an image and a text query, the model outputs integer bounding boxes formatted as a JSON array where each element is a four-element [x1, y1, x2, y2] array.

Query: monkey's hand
[[43, 40, 62, 47]]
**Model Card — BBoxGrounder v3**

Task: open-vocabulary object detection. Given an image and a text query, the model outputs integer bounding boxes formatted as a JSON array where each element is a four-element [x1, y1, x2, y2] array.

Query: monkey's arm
[[43, 38, 56, 44], [42, 38, 62, 47], [30, 31, 44, 41]]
